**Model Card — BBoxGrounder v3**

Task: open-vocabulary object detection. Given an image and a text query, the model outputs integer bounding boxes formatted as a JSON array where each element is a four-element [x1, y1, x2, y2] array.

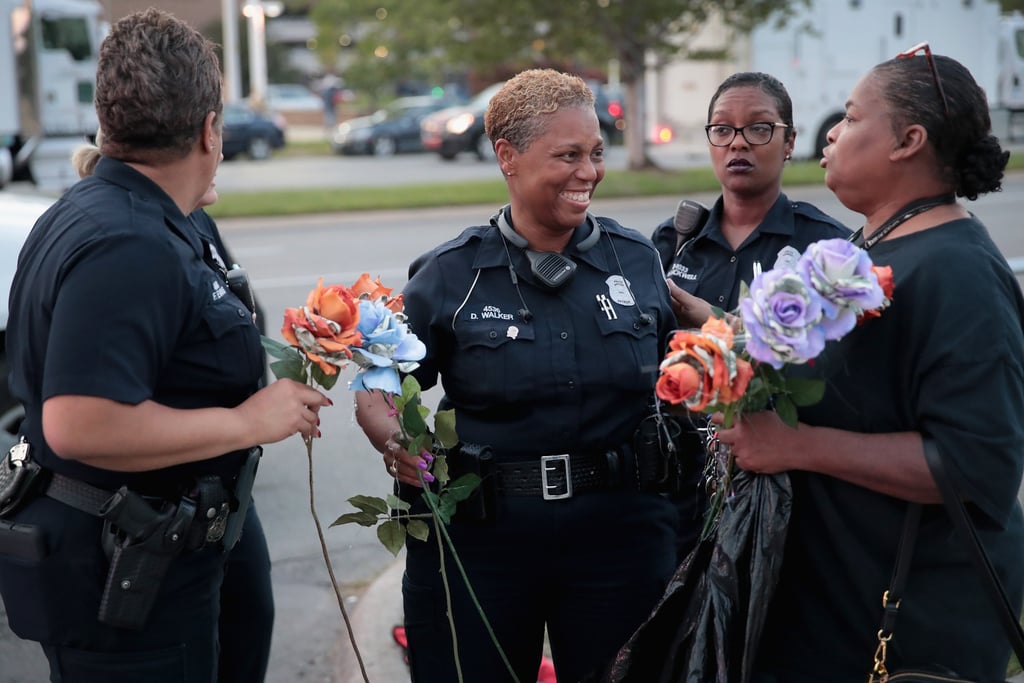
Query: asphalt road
[[2, 154, 1024, 682]]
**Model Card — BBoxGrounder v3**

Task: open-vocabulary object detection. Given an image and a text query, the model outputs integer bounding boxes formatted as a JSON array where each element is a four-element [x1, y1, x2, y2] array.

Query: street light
[[242, 0, 283, 109]]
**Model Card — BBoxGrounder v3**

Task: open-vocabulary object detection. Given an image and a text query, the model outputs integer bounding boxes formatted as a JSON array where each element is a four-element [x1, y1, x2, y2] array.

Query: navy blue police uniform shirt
[[402, 216, 675, 458], [662, 193, 851, 310], [6, 157, 263, 494]]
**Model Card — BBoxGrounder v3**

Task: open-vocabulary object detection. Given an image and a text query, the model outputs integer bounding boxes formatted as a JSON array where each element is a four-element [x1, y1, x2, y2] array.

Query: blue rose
[[349, 299, 426, 393]]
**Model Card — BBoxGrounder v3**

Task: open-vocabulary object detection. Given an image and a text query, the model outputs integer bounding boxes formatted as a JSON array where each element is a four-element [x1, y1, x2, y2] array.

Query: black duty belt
[[45, 472, 113, 516], [43, 471, 234, 551], [496, 451, 619, 500]]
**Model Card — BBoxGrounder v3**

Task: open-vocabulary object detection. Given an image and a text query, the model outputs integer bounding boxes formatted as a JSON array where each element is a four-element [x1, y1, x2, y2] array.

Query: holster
[[0, 438, 47, 518], [633, 410, 696, 495], [448, 442, 497, 524], [220, 446, 261, 552], [97, 487, 194, 630], [401, 442, 497, 524]]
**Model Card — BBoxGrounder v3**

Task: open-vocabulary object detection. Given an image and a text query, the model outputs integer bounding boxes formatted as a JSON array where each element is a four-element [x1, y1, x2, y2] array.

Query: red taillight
[[607, 102, 623, 118]]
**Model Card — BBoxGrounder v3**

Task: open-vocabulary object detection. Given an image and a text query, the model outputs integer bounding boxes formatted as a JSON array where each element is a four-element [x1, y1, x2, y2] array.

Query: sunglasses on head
[[895, 41, 951, 118]]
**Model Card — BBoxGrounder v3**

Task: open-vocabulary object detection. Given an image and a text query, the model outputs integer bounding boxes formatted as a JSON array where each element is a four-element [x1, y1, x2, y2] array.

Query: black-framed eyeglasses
[[895, 41, 951, 117], [704, 122, 789, 147]]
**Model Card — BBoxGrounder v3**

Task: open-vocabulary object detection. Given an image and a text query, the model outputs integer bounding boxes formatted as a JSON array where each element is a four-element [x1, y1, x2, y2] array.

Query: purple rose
[[739, 269, 826, 369], [798, 239, 885, 340]]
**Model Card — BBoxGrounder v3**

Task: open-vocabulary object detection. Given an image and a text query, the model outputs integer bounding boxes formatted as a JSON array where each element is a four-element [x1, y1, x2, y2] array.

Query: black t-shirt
[[6, 158, 263, 493], [758, 217, 1024, 680]]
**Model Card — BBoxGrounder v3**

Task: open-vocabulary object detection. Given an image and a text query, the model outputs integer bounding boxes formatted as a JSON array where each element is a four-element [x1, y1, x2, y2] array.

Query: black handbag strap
[[921, 438, 1024, 664]]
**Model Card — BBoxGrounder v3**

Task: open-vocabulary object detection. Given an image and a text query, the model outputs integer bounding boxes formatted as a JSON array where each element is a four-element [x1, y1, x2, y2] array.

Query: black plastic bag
[[599, 469, 792, 683]]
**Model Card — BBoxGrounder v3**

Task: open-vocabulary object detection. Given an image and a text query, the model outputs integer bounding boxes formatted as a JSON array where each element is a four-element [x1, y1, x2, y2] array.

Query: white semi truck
[[0, 0, 103, 191], [648, 0, 1024, 159]]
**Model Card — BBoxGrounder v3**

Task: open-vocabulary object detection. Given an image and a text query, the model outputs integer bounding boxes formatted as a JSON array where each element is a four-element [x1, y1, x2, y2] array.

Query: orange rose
[[658, 317, 753, 410], [656, 360, 702, 406], [281, 278, 362, 375], [859, 265, 895, 322], [351, 272, 404, 312]]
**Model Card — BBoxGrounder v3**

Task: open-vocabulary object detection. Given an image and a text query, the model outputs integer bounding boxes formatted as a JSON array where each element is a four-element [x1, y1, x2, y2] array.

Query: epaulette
[[790, 201, 848, 230], [430, 224, 491, 258]]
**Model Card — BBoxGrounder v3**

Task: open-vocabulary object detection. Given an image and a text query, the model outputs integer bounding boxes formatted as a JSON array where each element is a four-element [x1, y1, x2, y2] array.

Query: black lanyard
[[849, 193, 956, 250]]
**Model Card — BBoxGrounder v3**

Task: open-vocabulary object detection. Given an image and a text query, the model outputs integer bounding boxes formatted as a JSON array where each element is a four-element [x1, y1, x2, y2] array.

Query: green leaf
[[422, 490, 451, 525], [774, 394, 798, 428], [330, 511, 379, 527], [438, 494, 457, 524], [446, 473, 481, 502], [401, 375, 423, 402], [402, 398, 429, 436], [377, 519, 407, 557], [269, 357, 307, 384], [409, 433, 433, 457], [261, 336, 303, 361], [387, 493, 411, 512], [432, 454, 450, 483], [785, 377, 826, 406], [391, 387, 409, 413], [433, 409, 458, 448], [709, 305, 726, 320], [311, 363, 341, 391], [347, 495, 390, 515], [406, 518, 430, 542]]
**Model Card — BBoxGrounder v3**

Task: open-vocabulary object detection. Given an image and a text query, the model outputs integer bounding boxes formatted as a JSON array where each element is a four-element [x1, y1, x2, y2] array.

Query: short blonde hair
[[484, 68, 595, 152]]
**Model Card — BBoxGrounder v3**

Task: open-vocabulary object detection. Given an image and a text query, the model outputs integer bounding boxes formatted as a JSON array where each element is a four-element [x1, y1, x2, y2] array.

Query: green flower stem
[[306, 438, 371, 683], [429, 496, 465, 683], [417, 471, 520, 683], [301, 366, 371, 683]]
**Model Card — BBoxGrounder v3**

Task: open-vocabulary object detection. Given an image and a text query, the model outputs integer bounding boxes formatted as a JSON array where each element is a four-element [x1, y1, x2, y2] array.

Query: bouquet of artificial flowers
[[603, 239, 894, 683], [655, 238, 894, 535]]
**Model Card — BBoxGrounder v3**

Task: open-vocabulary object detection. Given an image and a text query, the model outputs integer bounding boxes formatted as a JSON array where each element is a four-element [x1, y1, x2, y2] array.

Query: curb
[[335, 555, 409, 683]]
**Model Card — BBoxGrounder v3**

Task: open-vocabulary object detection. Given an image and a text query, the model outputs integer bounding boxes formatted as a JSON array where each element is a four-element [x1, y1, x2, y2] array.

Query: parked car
[[331, 96, 459, 156], [221, 103, 286, 161], [0, 192, 53, 448], [421, 82, 505, 161], [593, 82, 626, 144], [423, 80, 625, 161], [263, 83, 323, 113]]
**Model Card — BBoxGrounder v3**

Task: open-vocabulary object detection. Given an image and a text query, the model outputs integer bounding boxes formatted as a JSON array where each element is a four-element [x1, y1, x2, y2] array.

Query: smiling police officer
[[356, 69, 679, 683], [0, 10, 328, 683]]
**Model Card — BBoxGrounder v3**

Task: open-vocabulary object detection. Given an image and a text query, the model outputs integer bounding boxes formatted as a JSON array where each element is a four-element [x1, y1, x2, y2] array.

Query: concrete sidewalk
[[335, 554, 408, 683]]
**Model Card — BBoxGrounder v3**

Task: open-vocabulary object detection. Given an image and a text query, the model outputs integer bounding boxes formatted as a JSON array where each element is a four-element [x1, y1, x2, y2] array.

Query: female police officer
[[652, 72, 850, 561], [0, 10, 327, 682], [356, 69, 679, 682]]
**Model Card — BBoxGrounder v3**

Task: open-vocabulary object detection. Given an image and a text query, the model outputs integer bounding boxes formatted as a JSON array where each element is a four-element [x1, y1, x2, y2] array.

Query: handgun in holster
[[448, 442, 497, 524], [96, 486, 194, 630]]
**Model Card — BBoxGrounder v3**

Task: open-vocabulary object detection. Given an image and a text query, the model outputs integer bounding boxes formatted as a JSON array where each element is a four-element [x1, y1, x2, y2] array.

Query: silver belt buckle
[[540, 454, 572, 500]]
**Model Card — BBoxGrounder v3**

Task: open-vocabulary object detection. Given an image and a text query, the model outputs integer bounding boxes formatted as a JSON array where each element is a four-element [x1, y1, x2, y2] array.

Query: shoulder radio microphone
[[672, 199, 710, 255], [492, 205, 600, 290]]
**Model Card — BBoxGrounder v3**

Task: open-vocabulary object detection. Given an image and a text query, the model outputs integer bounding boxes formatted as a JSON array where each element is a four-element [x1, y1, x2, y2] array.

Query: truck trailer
[[0, 0, 102, 191]]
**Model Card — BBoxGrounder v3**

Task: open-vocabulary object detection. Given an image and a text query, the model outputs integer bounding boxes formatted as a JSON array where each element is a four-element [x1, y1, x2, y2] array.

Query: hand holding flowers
[[263, 274, 502, 683]]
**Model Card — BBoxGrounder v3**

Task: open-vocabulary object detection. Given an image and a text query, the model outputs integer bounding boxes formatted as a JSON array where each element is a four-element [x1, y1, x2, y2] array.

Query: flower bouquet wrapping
[[604, 239, 894, 683]]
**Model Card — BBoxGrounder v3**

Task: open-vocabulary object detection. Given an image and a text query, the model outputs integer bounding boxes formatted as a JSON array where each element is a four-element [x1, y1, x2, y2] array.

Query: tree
[[310, 0, 465, 104], [311, 0, 808, 168]]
